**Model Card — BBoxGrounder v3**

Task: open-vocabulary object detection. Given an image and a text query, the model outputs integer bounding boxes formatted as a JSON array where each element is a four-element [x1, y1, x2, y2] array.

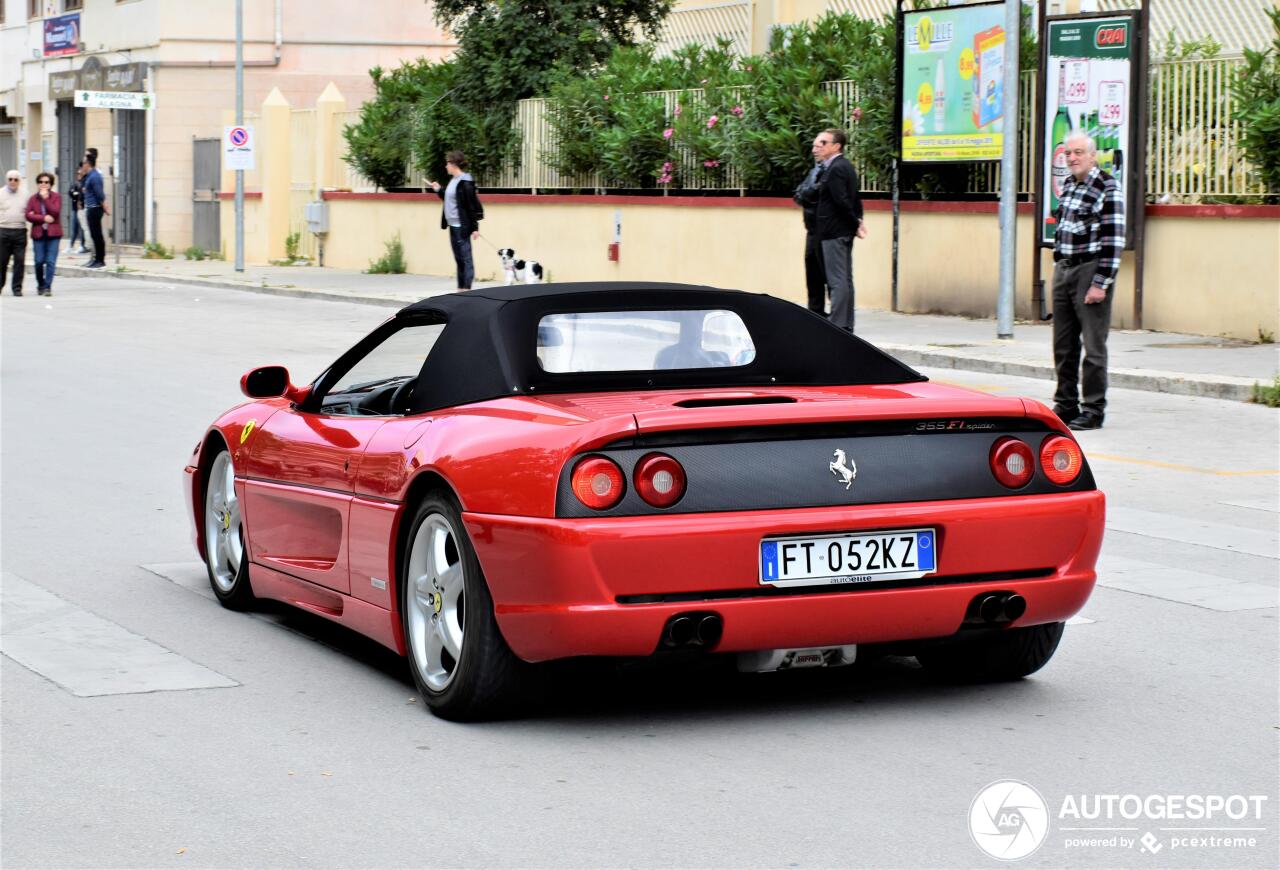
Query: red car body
[[184, 283, 1103, 719]]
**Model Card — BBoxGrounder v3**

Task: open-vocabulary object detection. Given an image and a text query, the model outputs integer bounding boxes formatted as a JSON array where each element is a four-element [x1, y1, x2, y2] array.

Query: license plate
[[759, 528, 937, 588]]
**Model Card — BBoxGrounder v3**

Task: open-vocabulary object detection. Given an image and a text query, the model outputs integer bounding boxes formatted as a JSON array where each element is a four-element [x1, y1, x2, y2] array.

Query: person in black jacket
[[793, 160, 827, 315], [811, 128, 866, 332], [428, 150, 484, 291]]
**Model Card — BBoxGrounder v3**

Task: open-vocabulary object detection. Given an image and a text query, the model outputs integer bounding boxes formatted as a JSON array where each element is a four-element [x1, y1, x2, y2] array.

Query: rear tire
[[202, 447, 255, 610], [400, 491, 530, 721], [916, 622, 1065, 682]]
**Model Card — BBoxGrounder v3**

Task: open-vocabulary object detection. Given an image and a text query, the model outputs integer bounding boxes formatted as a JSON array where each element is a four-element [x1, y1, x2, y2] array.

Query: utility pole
[[995, 0, 1021, 338], [234, 0, 244, 272]]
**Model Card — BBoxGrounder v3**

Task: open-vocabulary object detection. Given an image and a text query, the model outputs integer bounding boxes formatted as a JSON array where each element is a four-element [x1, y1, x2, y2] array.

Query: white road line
[[1218, 498, 1280, 514], [1106, 506, 1279, 560], [1, 573, 238, 697], [140, 562, 216, 600], [1096, 555, 1278, 612]]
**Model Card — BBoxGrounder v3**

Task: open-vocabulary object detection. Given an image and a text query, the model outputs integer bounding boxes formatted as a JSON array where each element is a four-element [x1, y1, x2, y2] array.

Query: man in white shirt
[[1, 170, 29, 296]]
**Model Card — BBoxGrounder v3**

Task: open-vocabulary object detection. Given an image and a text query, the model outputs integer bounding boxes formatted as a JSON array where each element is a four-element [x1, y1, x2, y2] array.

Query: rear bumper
[[464, 491, 1104, 662]]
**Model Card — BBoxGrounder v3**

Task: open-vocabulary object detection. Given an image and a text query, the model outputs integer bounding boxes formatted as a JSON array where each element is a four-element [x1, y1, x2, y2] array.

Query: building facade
[[0, 0, 453, 249]]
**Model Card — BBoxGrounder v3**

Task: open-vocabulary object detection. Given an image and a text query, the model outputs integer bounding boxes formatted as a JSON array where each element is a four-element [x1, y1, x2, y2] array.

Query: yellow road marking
[[1089, 453, 1280, 477]]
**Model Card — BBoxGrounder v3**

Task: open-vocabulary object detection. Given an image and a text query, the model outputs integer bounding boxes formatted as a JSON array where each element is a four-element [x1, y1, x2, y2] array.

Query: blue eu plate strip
[[761, 541, 778, 580], [916, 530, 935, 571]]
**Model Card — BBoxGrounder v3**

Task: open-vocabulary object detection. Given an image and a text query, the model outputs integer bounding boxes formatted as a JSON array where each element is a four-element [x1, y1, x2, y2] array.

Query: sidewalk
[[33, 253, 1280, 403]]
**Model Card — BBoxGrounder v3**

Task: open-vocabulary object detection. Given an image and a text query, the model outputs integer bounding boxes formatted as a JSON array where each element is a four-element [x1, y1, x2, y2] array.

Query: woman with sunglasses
[[26, 172, 63, 297]]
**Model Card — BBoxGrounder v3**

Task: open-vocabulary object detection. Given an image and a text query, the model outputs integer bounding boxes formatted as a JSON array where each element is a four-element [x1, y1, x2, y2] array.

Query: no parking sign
[[223, 125, 255, 171]]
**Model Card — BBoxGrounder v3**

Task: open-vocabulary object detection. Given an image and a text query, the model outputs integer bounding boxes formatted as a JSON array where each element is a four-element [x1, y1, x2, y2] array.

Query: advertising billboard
[[43, 13, 80, 58], [1039, 13, 1138, 245], [900, 2, 1008, 162]]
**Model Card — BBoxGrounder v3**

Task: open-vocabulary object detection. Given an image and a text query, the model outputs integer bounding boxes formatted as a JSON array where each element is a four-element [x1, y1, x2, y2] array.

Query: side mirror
[[240, 365, 311, 404]]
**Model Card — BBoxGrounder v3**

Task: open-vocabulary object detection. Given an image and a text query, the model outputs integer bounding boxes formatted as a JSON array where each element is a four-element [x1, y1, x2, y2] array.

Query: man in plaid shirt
[[1051, 131, 1125, 431]]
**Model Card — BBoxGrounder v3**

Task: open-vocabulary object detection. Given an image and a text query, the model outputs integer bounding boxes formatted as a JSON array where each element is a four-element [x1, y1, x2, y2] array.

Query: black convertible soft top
[[396, 282, 924, 414]]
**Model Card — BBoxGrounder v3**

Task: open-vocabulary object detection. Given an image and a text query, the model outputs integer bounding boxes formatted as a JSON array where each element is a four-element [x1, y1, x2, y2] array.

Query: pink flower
[[663, 128, 674, 140], [730, 105, 744, 116], [657, 173, 673, 185], [851, 106, 863, 122], [706, 115, 719, 128], [674, 104, 682, 117], [745, 65, 753, 72], [603, 94, 610, 101], [703, 159, 720, 168], [662, 161, 673, 172]]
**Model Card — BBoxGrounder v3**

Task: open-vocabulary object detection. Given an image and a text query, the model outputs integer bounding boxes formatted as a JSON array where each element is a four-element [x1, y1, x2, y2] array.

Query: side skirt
[[248, 562, 405, 655]]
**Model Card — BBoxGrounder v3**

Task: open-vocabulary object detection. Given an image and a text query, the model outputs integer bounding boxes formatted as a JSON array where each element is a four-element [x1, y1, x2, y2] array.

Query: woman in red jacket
[[27, 171, 63, 297]]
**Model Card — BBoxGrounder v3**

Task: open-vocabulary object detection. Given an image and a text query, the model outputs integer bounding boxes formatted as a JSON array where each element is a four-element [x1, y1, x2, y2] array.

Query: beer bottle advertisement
[[1040, 14, 1135, 245]]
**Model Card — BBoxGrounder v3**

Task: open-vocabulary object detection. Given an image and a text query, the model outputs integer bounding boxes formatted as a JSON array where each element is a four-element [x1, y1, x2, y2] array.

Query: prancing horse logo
[[829, 449, 857, 490]]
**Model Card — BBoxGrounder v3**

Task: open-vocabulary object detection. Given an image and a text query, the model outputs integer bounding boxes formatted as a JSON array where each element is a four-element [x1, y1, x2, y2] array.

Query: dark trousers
[[1052, 260, 1112, 417], [821, 235, 855, 332], [0, 227, 26, 294], [448, 225, 474, 290], [804, 232, 827, 314], [67, 208, 85, 248], [87, 206, 106, 264]]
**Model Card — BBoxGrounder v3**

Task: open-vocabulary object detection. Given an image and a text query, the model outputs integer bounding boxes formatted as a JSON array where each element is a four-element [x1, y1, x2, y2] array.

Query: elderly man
[[1051, 131, 1125, 431], [811, 128, 867, 332], [1, 169, 28, 296]]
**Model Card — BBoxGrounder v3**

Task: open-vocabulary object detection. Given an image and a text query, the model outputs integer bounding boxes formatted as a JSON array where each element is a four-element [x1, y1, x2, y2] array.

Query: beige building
[[0, 0, 452, 250]]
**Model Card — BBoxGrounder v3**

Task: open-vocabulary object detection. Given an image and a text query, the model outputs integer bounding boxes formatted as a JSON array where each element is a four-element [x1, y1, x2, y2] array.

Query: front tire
[[203, 447, 255, 610], [401, 492, 529, 720], [916, 622, 1065, 682]]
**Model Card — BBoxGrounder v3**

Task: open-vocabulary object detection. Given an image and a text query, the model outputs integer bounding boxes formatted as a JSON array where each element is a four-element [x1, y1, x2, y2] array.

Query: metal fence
[[329, 56, 1265, 201]]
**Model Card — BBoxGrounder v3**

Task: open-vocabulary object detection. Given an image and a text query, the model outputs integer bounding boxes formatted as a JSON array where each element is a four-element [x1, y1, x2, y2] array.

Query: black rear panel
[[555, 419, 1094, 518]]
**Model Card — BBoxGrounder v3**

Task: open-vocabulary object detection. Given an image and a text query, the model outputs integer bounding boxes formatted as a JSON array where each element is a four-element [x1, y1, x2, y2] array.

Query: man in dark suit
[[812, 128, 866, 332]]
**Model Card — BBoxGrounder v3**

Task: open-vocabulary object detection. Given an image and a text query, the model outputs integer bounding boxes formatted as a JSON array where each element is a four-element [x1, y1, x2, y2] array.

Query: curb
[[882, 345, 1258, 403], [53, 263, 408, 308], [44, 263, 1264, 404]]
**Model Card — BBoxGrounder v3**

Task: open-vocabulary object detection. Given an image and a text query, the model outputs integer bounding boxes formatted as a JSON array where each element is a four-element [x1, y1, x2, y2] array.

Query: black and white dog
[[497, 248, 544, 285]]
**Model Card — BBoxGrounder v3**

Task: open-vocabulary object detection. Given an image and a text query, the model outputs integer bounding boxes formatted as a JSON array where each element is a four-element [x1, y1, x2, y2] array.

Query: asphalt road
[[2, 277, 1277, 869]]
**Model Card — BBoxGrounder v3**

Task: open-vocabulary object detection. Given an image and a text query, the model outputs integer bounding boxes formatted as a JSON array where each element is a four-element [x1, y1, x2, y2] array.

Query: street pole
[[234, 0, 244, 273], [995, 0, 1021, 339], [112, 108, 119, 266]]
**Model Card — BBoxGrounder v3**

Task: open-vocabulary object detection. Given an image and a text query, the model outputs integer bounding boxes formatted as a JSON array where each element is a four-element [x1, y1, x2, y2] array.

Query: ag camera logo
[[969, 780, 1050, 860]]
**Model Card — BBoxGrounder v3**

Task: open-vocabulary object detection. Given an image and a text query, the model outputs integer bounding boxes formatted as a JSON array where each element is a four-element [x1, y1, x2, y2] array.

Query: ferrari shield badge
[[240, 419, 257, 444], [829, 449, 856, 490]]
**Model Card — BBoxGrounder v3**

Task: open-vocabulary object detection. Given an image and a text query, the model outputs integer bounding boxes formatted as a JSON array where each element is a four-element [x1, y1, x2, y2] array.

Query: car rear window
[[536, 309, 757, 373]]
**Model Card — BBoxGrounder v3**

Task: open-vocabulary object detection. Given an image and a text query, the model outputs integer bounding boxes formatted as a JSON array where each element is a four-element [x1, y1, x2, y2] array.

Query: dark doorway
[[56, 101, 85, 235], [117, 109, 146, 245], [192, 137, 221, 253]]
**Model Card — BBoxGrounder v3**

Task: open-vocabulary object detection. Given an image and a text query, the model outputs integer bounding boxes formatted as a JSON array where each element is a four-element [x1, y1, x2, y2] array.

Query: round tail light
[[633, 453, 687, 508], [570, 456, 625, 510], [1040, 435, 1083, 485], [990, 437, 1034, 488]]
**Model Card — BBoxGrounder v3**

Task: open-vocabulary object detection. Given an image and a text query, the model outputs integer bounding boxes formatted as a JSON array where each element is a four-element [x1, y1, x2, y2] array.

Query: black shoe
[[86, 261, 105, 269], [1052, 404, 1079, 424], [11, 291, 21, 296], [1068, 413, 1104, 431]]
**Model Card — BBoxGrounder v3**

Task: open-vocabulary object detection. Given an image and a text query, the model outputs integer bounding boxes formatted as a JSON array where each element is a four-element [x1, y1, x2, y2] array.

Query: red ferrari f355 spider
[[184, 283, 1104, 719]]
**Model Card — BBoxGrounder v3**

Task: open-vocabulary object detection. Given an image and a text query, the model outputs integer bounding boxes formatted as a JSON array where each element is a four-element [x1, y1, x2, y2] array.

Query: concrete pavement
[[18, 252, 1280, 402]]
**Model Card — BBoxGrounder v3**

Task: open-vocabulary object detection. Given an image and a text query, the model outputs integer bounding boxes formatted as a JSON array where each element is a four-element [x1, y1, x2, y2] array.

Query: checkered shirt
[[1053, 166, 1125, 290]]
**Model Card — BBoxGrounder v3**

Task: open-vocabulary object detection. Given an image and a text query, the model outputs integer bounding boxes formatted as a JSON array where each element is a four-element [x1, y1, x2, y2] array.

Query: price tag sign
[[1064, 60, 1089, 104], [1099, 81, 1126, 126]]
